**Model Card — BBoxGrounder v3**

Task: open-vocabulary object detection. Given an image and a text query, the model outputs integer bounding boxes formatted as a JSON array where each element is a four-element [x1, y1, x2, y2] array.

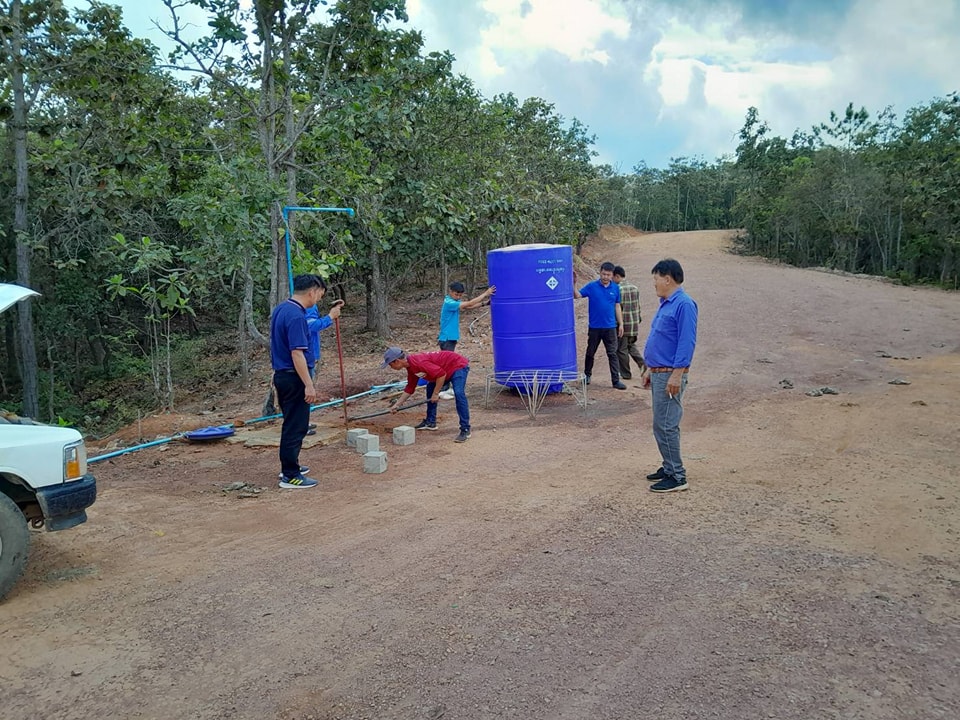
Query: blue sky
[[76, 0, 960, 170]]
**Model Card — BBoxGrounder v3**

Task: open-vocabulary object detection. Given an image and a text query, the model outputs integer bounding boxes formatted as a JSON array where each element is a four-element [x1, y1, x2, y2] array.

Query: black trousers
[[274, 371, 310, 479], [584, 327, 620, 384]]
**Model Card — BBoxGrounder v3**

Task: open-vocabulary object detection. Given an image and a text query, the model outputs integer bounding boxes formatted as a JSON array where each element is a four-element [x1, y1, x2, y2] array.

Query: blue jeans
[[650, 372, 688, 481], [437, 340, 457, 390], [425, 366, 470, 432]]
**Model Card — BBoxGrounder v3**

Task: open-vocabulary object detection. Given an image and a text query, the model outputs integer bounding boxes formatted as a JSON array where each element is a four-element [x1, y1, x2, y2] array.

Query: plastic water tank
[[487, 243, 577, 390]]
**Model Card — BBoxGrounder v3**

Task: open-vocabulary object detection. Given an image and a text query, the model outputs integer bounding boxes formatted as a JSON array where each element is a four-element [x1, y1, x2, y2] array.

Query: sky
[[77, 0, 960, 170]]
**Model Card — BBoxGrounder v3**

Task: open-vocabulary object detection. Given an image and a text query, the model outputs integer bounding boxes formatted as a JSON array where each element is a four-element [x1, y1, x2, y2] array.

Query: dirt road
[[2, 229, 958, 719]]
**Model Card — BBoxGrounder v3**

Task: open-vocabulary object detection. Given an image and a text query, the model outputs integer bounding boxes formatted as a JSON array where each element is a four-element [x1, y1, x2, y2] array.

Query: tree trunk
[[365, 228, 390, 337], [271, 204, 286, 307], [278, 6, 297, 304], [255, 3, 283, 309], [2, 313, 14, 382], [283, 7, 298, 236], [165, 317, 174, 410], [11, 0, 39, 418], [46, 342, 54, 423], [472, 233, 483, 293], [242, 248, 269, 350], [86, 316, 108, 371]]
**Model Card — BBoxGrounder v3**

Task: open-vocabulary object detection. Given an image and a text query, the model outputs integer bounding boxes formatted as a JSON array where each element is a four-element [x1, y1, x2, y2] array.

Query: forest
[[1, 0, 957, 430]]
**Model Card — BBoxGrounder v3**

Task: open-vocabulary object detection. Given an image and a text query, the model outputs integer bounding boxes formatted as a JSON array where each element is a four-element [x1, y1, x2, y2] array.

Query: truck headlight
[[63, 441, 86, 481]]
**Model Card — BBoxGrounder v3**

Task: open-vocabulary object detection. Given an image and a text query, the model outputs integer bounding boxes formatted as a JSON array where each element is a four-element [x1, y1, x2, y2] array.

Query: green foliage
[[4, 0, 956, 434], [727, 95, 960, 285], [104, 234, 194, 408]]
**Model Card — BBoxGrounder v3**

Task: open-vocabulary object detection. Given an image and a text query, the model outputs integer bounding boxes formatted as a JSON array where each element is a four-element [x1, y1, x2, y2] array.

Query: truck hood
[[0, 423, 83, 450], [0, 283, 40, 314]]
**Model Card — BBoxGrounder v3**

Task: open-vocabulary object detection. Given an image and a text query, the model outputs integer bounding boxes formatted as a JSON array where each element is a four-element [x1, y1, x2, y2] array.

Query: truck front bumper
[[35, 475, 97, 531]]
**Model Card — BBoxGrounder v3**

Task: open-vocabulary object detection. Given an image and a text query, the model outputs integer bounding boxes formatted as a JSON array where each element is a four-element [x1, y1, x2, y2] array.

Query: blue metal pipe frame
[[282, 205, 356, 295], [89, 205, 361, 465]]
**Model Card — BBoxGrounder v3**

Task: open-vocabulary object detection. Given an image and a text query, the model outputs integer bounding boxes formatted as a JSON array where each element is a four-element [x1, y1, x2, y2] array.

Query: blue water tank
[[487, 243, 578, 390]]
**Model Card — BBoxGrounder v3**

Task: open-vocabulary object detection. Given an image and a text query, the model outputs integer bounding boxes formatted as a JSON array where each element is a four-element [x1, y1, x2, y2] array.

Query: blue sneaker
[[278, 466, 309, 479], [649, 475, 688, 493], [279, 474, 318, 489]]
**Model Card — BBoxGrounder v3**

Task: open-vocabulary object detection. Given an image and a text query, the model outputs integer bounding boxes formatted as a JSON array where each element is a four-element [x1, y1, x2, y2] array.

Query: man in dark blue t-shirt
[[270, 274, 330, 489], [574, 261, 626, 389]]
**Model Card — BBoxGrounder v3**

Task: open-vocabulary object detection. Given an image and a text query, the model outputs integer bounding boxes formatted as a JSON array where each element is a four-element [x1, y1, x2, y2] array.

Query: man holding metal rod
[[641, 259, 699, 493], [270, 274, 341, 489]]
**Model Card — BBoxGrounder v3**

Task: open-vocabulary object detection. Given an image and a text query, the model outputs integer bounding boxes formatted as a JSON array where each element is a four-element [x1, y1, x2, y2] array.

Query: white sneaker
[[438, 389, 455, 400]]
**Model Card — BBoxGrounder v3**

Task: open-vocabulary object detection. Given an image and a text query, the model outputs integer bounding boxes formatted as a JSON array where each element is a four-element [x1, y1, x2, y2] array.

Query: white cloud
[[95, 0, 960, 168], [646, 15, 833, 118], [830, 0, 960, 104], [466, 0, 631, 80], [482, 0, 629, 56]]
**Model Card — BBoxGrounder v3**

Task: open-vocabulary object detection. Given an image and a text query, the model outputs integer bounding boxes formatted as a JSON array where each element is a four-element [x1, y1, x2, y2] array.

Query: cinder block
[[363, 451, 387, 474], [356, 433, 380, 454], [392, 425, 416, 446], [346, 428, 369, 447]]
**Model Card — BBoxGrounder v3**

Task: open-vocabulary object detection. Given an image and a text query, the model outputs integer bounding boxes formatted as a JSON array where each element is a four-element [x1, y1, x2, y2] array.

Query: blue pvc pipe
[[88, 381, 402, 464], [239, 382, 403, 425], [88, 434, 186, 463]]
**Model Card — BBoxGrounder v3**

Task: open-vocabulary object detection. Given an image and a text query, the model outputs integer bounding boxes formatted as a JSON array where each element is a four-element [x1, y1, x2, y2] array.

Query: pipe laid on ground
[[88, 434, 187, 463], [235, 382, 404, 426], [88, 382, 405, 464]]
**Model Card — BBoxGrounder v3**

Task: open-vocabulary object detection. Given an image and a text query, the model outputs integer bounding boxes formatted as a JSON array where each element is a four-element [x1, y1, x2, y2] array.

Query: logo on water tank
[[545, 276, 559, 290]]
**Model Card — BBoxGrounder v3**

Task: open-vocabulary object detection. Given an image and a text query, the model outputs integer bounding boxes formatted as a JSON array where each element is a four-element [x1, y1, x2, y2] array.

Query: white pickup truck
[[0, 283, 97, 600]]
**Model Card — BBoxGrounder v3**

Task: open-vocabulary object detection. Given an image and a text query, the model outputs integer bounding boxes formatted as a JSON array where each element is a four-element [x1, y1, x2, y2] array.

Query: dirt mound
[[591, 223, 642, 242]]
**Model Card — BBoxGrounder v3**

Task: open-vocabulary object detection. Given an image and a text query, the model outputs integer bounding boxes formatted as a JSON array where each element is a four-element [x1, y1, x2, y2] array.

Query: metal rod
[[335, 316, 347, 424], [347, 399, 429, 422]]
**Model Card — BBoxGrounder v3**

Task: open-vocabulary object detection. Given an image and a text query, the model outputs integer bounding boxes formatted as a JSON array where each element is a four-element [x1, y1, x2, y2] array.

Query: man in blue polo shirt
[[574, 261, 626, 390], [270, 274, 334, 489], [641, 258, 699, 493], [305, 301, 343, 378]]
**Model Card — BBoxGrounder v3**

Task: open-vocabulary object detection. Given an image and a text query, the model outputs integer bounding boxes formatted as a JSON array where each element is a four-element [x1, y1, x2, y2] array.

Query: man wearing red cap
[[383, 347, 472, 442]]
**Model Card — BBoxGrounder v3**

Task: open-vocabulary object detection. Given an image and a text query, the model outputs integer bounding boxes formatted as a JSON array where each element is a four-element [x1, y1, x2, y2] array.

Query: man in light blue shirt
[[641, 258, 698, 493]]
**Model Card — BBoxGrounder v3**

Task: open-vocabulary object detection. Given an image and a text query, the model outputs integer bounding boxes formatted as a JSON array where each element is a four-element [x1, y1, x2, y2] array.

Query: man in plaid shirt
[[613, 266, 645, 380]]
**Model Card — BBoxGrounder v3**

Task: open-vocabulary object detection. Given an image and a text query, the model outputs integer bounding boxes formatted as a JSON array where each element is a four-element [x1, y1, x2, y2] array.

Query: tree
[[159, 0, 330, 313], [0, 0, 69, 417]]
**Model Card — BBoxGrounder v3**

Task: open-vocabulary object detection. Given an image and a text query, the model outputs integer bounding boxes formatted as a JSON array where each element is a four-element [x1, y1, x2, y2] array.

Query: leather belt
[[647, 367, 688, 373]]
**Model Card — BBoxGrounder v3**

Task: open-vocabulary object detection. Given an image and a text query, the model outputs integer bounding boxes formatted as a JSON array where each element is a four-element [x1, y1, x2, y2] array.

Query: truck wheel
[[0, 492, 30, 601]]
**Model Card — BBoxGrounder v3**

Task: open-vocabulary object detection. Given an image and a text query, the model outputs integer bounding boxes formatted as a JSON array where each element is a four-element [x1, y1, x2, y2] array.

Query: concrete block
[[363, 451, 387, 474], [346, 428, 369, 447], [356, 433, 380, 454], [392, 425, 416, 446]]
